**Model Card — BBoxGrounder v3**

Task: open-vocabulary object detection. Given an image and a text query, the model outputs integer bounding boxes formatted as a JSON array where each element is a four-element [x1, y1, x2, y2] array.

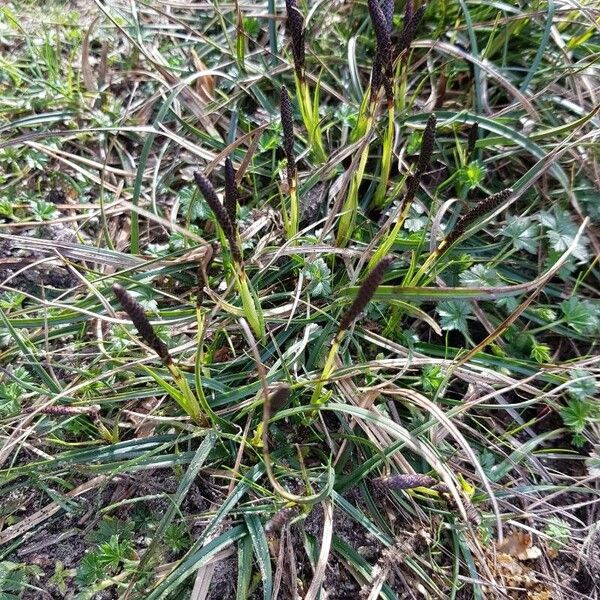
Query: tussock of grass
[[0, 1, 598, 598]]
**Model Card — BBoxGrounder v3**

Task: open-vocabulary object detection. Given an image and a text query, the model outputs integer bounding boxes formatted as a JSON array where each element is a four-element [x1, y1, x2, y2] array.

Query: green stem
[[166, 362, 206, 426], [195, 310, 230, 429], [336, 119, 373, 247], [309, 338, 341, 413], [296, 76, 326, 164], [372, 104, 395, 208], [235, 267, 265, 339]]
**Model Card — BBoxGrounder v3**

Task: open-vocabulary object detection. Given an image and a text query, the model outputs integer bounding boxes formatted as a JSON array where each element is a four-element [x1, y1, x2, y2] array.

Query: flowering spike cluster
[[397, 113, 435, 219], [285, 0, 305, 81], [404, 173, 420, 203], [417, 113, 437, 175], [369, 0, 390, 55], [445, 188, 512, 246], [374, 473, 437, 490], [368, 0, 394, 106], [394, 174, 420, 225], [403, 0, 413, 26], [382, 0, 395, 32], [397, 3, 425, 53], [280, 86, 297, 188], [369, 54, 383, 103], [337, 255, 394, 336], [113, 284, 171, 363], [224, 157, 238, 227], [193, 171, 242, 264]]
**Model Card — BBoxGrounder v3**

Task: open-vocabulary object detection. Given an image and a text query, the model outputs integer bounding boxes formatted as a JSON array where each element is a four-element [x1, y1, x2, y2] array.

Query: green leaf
[[560, 298, 599, 335], [530, 342, 551, 364], [244, 515, 272, 600], [437, 301, 472, 334], [501, 217, 538, 254], [567, 369, 598, 401], [303, 258, 332, 298], [459, 264, 500, 288], [560, 399, 591, 434], [179, 185, 210, 222], [540, 209, 589, 262]]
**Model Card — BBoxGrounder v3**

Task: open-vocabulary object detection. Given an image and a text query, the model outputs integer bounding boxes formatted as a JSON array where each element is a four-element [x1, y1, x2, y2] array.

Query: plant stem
[[372, 104, 395, 208], [309, 338, 340, 413]]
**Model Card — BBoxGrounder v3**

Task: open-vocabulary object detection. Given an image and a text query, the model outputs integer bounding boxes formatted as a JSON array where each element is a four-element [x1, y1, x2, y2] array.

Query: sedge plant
[[280, 86, 300, 240], [336, 0, 425, 245], [309, 255, 394, 414], [284, 0, 326, 164], [193, 168, 266, 339], [113, 284, 213, 426]]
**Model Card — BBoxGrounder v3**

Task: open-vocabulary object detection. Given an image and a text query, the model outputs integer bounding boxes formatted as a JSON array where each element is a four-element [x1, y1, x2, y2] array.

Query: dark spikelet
[[368, 0, 391, 57], [338, 255, 394, 335], [268, 384, 291, 413], [466, 121, 479, 158], [369, 54, 384, 102], [193, 171, 242, 264], [285, 0, 305, 80], [280, 86, 296, 185], [431, 483, 449, 493], [368, 0, 393, 105], [383, 69, 394, 109], [224, 157, 238, 227], [374, 473, 437, 490], [193, 171, 233, 240], [397, 3, 425, 53], [265, 505, 299, 536], [397, 174, 420, 214], [113, 283, 171, 363], [444, 188, 512, 246], [403, 0, 413, 27], [417, 113, 437, 174], [405, 173, 420, 200], [382, 0, 395, 33]]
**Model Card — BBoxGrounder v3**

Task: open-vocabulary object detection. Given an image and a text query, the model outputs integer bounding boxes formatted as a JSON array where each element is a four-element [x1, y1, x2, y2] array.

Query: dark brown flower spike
[[368, 0, 394, 106], [265, 505, 300, 536], [403, 0, 413, 27], [374, 473, 437, 490], [113, 283, 171, 364], [417, 113, 437, 175], [382, 0, 395, 33], [444, 188, 512, 246], [280, 86, 297, 187], [369, 53, 384, 103], [397, 3, 425, 53], [368, 0, 391, 57], [338, 255, 394, 336], [224, 157, 238, 227], [269, 384, 292, 412], [193, 171, 242, 264], [396, 174, 420, 219], [382, 65, 394, 107], [466, 121, 479, 159], [285, 0, 305, 81]]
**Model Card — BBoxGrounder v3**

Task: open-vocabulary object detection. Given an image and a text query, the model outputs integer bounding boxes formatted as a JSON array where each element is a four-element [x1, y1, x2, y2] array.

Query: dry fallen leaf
[[191, 48, 214, 103], [496, 531, 542, 561]]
